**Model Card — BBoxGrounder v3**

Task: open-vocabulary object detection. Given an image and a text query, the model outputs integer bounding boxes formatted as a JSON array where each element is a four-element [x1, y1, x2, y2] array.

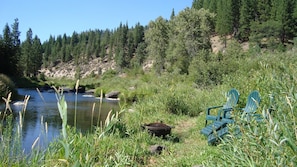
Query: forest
[[0, 0, 297, 81]]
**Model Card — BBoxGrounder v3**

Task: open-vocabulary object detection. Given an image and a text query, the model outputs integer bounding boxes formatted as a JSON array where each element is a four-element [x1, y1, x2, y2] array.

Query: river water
[[7, 88, 119, 153]]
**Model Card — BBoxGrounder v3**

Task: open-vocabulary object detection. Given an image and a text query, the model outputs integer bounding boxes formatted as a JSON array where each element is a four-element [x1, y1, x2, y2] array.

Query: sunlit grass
[[1, 50, 297, 166]]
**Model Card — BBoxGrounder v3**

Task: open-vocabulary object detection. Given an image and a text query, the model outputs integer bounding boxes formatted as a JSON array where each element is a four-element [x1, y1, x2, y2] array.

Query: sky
[[0, 1, 193, 42]]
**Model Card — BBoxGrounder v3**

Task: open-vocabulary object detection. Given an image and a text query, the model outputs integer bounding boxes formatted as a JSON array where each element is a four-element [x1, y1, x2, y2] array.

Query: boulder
[[106, 91, 120, 98], [149, 145, 166, 155]]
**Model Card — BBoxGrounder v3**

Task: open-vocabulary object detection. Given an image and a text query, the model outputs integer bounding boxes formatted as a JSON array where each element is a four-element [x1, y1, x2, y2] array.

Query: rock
[[85, 89, 95, 94], [73, 86, 86, 93], [149, 145, 165, 155], [106, 91, 120, 98]]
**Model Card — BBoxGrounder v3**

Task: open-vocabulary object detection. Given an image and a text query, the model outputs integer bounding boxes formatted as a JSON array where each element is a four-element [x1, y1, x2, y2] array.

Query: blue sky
[[0, 1, 193, 42]]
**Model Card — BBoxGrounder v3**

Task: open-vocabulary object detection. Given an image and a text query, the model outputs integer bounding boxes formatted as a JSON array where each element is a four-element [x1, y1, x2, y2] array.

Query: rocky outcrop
[[39, 57, 116, 79], [105, 91, 120, 98]]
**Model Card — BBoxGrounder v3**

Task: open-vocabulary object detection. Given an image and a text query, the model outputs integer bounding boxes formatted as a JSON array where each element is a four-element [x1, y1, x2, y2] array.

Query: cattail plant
[[53, 87, 69, 159]]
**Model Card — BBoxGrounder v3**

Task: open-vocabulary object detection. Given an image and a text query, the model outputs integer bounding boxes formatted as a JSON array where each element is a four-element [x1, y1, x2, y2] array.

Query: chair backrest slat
[[243, 90, 261, 113], [224, 88, 240, 109]]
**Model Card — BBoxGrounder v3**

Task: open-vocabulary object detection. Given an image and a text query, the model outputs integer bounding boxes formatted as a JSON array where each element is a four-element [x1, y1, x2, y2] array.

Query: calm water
[[8, 88, 119, 153]]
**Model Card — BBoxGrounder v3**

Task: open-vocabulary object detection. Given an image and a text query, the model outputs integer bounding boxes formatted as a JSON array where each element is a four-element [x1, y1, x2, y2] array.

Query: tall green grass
[[1, 47, 297, 166]]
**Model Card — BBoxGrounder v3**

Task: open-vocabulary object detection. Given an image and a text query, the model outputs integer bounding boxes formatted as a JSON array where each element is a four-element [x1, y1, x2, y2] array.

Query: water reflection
[[9, 88, 119, 153]]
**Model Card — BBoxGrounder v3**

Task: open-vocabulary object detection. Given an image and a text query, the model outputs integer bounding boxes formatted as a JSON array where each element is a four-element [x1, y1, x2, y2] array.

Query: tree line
[[0, 19, 43, 77], [1, 0, 297, 79], [193, 0, 297, 48]]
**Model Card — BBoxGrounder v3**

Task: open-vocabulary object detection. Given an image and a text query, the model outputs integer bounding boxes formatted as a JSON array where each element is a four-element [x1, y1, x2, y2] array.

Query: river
[[7, 88, 120, 153]]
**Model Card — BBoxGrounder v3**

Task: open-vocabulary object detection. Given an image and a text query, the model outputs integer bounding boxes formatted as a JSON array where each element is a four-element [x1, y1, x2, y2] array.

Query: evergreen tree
[[100, 30, 111, 58], [133, 23, 144, 48], [133, 42, 147, 67], [271, 0, 296, 44], [93, 31, 101, 58], [21, 28, 34, 76], [0, 24, 13, 75], [32, 35, 43, 76], [114, 23, 129, 69], [294, 1, 297, 36], [256, 0, 272, 22], [126, 30, 134, 67], [207, 0, 217, 13], [11, 19, 21, 75], [0, 22, 20, 76], [55, 35, 62, 61], [192, 0, 204, 10], [71, 31, 79, 47], [71, 31, 79, 64], [170, 9, 175, 20], [231, 0, 241, 36], [239, 0, 256, 41], [216, 0, 233, 47]]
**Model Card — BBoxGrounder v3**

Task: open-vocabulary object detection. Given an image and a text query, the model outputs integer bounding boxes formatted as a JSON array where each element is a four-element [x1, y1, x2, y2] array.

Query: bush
[[165, 93, 189, 115], [101, 70, 117, 80], [0, 74, 17, 100]]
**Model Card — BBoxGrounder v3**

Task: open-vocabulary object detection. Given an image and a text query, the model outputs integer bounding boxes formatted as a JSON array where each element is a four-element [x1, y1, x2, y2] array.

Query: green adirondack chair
[[205, 88, 240, 127], [240, 90, 261, 120], [206, 90, 261, 144]]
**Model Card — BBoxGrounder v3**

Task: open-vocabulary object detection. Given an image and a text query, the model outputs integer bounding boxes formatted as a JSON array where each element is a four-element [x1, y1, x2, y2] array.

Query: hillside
[[39, 57, 116, 79], [40, 36, 249, 79]]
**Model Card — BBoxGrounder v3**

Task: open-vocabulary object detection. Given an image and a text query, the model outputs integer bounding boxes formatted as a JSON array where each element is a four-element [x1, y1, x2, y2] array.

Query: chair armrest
[[206, 105, 223, 115], [221, 108, 233, 119], [215, 108, 233, 120]]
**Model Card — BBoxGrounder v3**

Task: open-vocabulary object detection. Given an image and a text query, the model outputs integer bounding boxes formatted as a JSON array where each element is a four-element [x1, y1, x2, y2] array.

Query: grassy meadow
[[1, 47, 297, 166]]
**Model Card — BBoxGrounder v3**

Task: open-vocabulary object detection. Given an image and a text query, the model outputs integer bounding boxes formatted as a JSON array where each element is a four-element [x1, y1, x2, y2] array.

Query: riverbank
[[1, 50, 297, 166]]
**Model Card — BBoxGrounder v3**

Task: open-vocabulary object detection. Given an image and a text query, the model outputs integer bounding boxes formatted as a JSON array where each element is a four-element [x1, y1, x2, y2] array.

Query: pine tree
[[208, 0, 217, 13], [192, 0, 204, 10], [294, 0, 297, 36], [133, 22, 144, 48], [114, 23, 129, 69], [256, 0, 272, 22], [21, 28, 33, 76], [231, 0, 241, 36], [11, 19, 21, 75], [239, 0, 256, 41], [170, 9, 175, 20], [216, 0, 233, 47], [32, 35, 43, 76], [0, 24, 13, 75], [271, 0, 296, 44]]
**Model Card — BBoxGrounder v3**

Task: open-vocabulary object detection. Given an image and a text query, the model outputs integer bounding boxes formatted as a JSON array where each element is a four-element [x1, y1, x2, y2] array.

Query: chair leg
[[205, 120, 208, 127]]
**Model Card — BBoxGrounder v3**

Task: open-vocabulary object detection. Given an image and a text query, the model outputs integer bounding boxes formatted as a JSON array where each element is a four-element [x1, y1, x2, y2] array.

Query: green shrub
[[101, 69, 117, 80], [165, 93, 190, 115], [0, 74, 17, 100]]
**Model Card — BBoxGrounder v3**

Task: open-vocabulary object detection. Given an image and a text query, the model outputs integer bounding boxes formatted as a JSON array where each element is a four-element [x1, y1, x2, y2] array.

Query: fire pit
[[142, 122, 172, 137]]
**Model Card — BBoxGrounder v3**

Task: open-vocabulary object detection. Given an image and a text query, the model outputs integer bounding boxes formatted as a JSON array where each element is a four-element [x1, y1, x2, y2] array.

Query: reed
[[74, 79, 79, 129], [97, 89, 103, 127], [53, 86, 69, 159], [91, 103, 95, 131]]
